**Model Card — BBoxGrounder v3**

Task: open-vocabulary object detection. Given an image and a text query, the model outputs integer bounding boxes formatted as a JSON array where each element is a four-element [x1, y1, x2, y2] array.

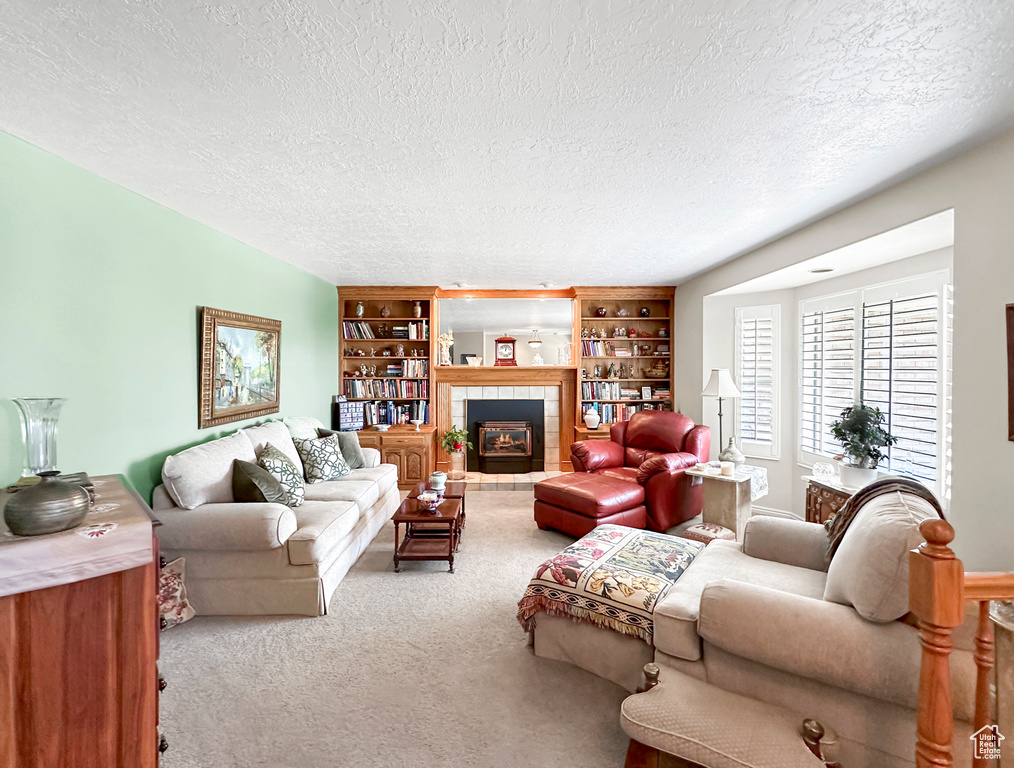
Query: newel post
[[909, 519, 965, 768]]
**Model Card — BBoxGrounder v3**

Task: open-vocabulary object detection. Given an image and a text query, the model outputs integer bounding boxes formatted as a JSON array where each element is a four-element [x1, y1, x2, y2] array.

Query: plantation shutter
[[861, 293, 941, 485], [736, 306, 778, 456], [800, 305, 856, 458]]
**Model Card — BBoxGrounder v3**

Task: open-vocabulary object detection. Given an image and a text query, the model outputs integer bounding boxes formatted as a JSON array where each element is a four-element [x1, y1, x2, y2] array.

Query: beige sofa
[[534, 494, 978, 767], [152, 418, 399, 617]]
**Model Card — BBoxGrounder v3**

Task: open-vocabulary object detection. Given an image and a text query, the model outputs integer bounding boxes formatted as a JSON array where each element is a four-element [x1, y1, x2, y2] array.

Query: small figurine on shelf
[[369, 365, 377, 376], [616, 307, 630, 318], [600, 328, 608, 338], [613, 327, 625, 338], [581, 327, 589, 339], [628, 327, 637, 338], [607, 363, 617, 379], [658, 328, 668, 338], [632, 344, 639, 356], [378, 323, 389, 337], [355, 301, 365, 318], [380, 305, 391, 318], [581, 367, 588, 379], [436, 331, 454, 366], [344, 347, 354, 356], [641, 344, 653, 355], [594, 364, 604, 378], [619, 363, 628, 379], [590, 327, 599, 339], [355, 349, 365, 357], [382, 348, 392, 357], [360, 364, 368, 376], [639, 330, 652, 338], [395, 344, 405, 356], [640, 307, 651, 317], [595, 307, 607, 317], [368, 347, 376, 357]]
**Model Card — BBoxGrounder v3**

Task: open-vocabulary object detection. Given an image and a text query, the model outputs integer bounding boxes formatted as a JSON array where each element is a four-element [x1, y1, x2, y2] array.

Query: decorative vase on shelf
[[429, 471, 447, 492], [583, 408, 601, 430], [14, 397, 65, 477], [4, 470, 90, 536], [380, 305, 391, 318], [354, 301, 364, 318], [718, 436, 745, 466], [412, 301, 422, 318], [449, 452, 466, 480]]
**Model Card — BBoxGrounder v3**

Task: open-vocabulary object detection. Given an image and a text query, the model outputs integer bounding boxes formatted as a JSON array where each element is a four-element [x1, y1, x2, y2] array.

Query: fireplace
[[479, 421, 532, 458], [466, 400, 544, 473]]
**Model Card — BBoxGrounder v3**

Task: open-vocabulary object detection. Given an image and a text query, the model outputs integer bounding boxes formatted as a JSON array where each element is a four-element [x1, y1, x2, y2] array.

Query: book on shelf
[[582, 400, 671, 425], [580, 340, 617, 357], [342, 321, 376, 340], [362, 399, 429, 426], [343, 378, 429, 399]]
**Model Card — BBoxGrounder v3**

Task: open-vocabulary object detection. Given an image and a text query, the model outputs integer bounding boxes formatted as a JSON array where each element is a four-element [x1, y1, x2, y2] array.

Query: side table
[[574, 426, 612, 442], [685, 465, 768, 539], [802, 475, 853, 524], [392, 497, 462, 573]]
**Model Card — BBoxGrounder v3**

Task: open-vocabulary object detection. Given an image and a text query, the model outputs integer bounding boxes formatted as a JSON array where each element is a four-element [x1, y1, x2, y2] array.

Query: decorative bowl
[[417, 491, 440, 509], [373, 424, 390, 431]]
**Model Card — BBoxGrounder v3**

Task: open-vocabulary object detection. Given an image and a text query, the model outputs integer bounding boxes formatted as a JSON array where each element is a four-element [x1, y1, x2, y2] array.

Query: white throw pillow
[[242, 421, 303, 473], [161, 430, 256, 510], [294, 433, 350, 483], [283, 416, 326, 441], [824, 491, 938, 622]]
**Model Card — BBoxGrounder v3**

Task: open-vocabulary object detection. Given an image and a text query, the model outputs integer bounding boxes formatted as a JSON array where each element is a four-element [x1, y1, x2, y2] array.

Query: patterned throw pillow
[[679, 522, 737, 546], [294, 433, 350, 483], [158, 557, 196, 629], [317, 427, 367, 469], [257, 442, 305, 506]]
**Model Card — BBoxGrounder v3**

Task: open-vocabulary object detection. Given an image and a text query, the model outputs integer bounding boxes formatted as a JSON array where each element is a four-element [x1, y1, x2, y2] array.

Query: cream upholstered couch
[[152, 418, 399, 617], [534, 493, 978, 767]]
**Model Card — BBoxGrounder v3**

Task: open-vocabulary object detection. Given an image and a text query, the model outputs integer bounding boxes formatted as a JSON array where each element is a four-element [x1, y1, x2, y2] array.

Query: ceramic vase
[[584, 409, 601, 430], [412, 301, 422, 318], [718, 436, 746, 466], [429, 471, 447, 492], [4, 471, 90, 536]]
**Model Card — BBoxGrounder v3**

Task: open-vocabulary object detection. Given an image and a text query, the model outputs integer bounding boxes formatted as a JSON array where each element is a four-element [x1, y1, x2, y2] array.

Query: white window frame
[[735, 305, 780, 459], [796, 271, 951, 498]]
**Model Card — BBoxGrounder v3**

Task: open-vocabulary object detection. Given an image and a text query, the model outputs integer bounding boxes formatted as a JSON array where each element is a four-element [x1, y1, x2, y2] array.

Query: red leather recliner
[[570, 411, 711, 532]]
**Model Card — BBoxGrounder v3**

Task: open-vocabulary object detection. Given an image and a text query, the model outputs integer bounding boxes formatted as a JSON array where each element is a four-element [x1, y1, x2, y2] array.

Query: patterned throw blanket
[[517, 525, 704, 644]]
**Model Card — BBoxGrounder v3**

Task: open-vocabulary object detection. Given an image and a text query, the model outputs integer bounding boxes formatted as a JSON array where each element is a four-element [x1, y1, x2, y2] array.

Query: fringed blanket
[[517, 525, 704, 644]]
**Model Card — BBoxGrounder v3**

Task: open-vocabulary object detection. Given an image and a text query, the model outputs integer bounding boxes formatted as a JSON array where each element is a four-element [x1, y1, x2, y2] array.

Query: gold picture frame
[[199, 307, 281, 429]]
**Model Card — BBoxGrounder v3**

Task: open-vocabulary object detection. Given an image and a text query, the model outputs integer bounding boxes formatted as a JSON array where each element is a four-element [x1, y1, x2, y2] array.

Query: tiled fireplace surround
[[450, 385, 561, 471]]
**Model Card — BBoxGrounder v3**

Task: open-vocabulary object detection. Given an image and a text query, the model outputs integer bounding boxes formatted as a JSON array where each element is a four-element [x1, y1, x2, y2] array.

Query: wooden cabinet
[[0, 477, 161, 768], [575, 288, 674, 427], [357, 425, 435, 489], [574, 426, 612, 442], [804, 475, 853, 524]]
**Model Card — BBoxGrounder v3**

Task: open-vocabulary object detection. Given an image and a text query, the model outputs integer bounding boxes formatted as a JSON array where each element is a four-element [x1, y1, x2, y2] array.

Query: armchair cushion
[[157, 502, 297, 551], [635, 452, 700, 485], [742, 516, 830, 573], [698, 579, 924, 709], [823, 491, 939, 622], [571, 439, 624, 472]]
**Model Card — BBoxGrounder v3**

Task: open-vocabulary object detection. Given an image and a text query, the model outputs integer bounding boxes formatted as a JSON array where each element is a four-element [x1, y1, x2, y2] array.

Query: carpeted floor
[[160, 491, 630, 767]]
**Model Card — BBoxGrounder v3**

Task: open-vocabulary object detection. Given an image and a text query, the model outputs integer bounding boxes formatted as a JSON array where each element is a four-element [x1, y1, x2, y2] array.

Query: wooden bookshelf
[[337, 288, 438, 428], [574, 289, 674, 426]]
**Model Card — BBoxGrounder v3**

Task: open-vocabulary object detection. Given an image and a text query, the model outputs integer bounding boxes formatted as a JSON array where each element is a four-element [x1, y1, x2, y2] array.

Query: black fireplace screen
[[478, 421, 532, 457]]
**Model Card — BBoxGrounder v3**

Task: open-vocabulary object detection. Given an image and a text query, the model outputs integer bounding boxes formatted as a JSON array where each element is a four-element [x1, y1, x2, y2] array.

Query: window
[[736, 306, 779, 457], [798, 272, 951, 495]]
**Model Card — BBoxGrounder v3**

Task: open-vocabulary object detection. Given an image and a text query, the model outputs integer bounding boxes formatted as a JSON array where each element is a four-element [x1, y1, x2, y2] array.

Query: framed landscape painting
[[199, 307, 281, 429]]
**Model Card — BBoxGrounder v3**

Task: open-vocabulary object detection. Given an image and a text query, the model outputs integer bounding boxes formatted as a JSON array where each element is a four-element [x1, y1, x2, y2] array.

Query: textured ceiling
[[2, 1, 1014, 288]]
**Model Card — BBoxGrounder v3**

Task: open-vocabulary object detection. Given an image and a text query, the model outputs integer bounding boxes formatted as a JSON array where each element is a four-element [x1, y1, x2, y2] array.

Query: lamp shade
[[701, 368, 741, 399], [528, 330, 542, 349]]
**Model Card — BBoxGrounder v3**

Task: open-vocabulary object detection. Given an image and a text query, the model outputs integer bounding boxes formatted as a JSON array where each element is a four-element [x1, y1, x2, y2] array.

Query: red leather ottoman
[[534, 473, 647, 538]]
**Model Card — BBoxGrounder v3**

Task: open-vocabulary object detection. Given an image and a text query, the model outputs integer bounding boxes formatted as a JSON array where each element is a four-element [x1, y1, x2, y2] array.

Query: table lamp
[[701, 368, 741, 457]]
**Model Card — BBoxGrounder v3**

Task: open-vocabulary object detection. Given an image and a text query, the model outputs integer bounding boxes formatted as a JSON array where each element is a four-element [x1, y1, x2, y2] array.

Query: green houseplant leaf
[[830, 403, 898, 468], [439, 427, 473, 453]]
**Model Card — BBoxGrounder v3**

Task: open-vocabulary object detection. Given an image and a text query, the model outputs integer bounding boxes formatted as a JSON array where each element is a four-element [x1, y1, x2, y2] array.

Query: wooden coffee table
[[392, 497, 462, 573], [408, 480, 468, 531]]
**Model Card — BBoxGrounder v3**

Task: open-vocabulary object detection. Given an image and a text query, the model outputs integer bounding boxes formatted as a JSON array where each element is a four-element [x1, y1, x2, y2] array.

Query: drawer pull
[[158, 675, 168, 692], [159, 734, 169, 753], [159, 617, 168, 631]]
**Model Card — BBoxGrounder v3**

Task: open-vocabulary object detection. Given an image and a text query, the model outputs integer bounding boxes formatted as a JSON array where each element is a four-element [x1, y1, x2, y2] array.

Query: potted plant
[[440, 427, 473, 480], [830, 403, 898, 489]]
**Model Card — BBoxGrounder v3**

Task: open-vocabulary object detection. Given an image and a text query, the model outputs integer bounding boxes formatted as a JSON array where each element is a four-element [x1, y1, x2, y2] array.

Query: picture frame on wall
[[1007, 304, 1014, 441], [199, 307, 281, 429]]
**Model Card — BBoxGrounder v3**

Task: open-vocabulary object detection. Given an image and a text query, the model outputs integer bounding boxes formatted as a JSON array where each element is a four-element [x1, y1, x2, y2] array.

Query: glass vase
[[14, 397, 65, 477], [449, 451, 466, 480]]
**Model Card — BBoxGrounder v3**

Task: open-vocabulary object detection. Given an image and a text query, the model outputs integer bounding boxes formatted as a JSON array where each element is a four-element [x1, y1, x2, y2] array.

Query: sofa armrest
[[571, 440, 624, 472], [698, 579, 921, 709], [157, 502, 297, 552], [741, 516, 829, 572], [635, 451, 699, 485], [361, 447, 381, 468]]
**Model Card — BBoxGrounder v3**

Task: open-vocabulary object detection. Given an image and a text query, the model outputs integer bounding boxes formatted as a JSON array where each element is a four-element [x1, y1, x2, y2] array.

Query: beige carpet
[[160, 491, 630, 767]]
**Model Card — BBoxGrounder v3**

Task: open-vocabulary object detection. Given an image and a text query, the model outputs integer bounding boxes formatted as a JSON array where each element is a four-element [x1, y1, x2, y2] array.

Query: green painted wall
[[0, 132, 339, 500]]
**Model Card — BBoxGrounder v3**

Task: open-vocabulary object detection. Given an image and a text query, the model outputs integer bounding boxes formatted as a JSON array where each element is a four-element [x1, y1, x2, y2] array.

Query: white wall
[[675, 129, 1014, 569], [701, 248, 953, 518]]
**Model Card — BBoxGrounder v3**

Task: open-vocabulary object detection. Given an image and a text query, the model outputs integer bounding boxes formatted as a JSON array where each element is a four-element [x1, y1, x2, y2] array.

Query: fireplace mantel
[[434, 367, 577, 473]]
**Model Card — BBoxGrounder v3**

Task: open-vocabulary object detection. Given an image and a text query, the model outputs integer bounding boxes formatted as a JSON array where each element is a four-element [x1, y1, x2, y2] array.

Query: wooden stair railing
[[910, 519, 1014, 768]]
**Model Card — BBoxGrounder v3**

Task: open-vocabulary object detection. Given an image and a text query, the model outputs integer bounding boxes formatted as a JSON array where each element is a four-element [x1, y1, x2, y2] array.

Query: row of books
[[583, 402, 666, 424], [364, 400, 429, 426], [391, 321, 429, 340], [403, 358, 428, 377], [343, 379, 429, 399], [581, 382, 663, 400], [343, 321, 378, 339]]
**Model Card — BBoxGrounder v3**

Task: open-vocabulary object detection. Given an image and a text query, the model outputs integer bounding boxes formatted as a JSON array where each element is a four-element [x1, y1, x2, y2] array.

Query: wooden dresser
[[357, 425, 436, 489], [574, 426, 612, 443], [803, 474, 854, 524], [0, 475, 164, 768]]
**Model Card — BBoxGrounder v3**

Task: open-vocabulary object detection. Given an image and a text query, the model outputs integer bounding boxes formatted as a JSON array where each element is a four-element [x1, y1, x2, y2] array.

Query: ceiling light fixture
[[808, 267, 834, 274], [528, 330, 543, 349]]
